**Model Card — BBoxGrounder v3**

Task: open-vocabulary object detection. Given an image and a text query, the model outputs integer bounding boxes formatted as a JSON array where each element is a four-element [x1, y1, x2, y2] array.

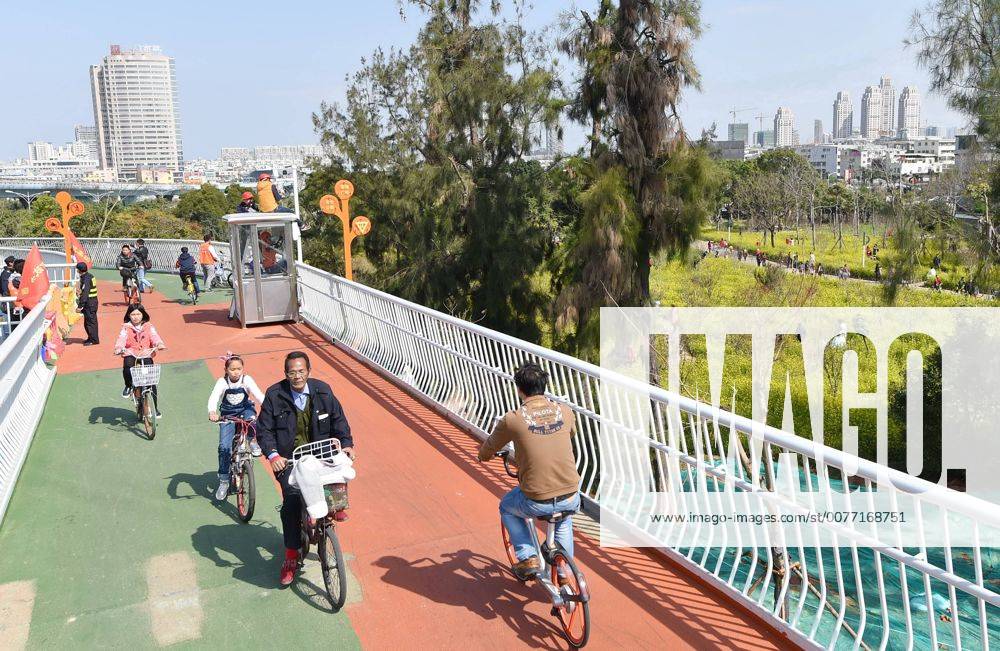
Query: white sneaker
[[215, 478, 230, 501], [249, 440, 262, 457]]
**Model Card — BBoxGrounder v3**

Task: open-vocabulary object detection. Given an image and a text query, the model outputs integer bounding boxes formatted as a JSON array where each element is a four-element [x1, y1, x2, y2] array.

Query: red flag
[[18, 245, 50, 310], [66, 231, 92, 267]]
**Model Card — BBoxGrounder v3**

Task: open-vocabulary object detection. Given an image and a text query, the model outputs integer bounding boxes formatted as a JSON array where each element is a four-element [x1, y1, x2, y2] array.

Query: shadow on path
[[374, 550, 566, 650], [88, 406, 147, 440]]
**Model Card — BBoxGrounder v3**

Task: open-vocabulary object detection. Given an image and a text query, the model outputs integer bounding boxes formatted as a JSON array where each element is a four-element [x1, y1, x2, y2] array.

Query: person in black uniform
[[75, 262, 100, 345]]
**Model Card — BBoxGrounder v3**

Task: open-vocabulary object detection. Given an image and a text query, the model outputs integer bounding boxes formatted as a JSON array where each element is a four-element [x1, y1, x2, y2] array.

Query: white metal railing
[[295, 262, 1000, 651], [0, 238, 230, 274], [0, 296, 56, 526]]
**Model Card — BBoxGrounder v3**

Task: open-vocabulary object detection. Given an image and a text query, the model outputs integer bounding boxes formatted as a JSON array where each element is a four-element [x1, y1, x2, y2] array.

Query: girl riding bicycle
[[114, 304, 167, 415], [207, 353, 265, 500]]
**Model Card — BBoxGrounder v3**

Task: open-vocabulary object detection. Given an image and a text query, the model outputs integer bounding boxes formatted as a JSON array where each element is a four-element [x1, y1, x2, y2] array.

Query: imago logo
[[601, 308, 1000, 496]]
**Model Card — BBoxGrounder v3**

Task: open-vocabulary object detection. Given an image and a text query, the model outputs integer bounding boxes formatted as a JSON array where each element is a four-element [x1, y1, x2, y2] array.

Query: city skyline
[[0, 1, 967, 161], [90, 45, 183, 180]]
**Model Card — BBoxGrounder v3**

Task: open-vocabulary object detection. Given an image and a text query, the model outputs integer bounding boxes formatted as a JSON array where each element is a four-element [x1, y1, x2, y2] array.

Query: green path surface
[[0, 361, 360, 649], [90, 269, 234, 306]]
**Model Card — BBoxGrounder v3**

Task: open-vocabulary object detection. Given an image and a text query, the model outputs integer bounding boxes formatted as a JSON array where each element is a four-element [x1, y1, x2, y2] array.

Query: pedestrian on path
[[134, 239, 154, 293], [75, 262, 99, 345], [198, 236, 220, 289], [0, 256, 14, 297]]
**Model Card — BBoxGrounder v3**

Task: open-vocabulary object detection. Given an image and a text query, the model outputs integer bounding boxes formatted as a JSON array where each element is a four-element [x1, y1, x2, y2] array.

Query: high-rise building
[[90, 45, 184, 181], [27, 141, 55, 162], [832, 91, 853, 140], [879, 76, 896, 137], [73, 124, 99, 160], [774, 107, 795, 147], [898, 86, 921, 139], [755, 130, 776, 147], [814, 119, 823, 144], [860, 86, 882, 139], [728, 123, 749, 144]]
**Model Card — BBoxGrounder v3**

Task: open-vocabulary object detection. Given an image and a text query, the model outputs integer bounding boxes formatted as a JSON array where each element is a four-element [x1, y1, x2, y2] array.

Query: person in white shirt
[[207, 353, 266, 500]]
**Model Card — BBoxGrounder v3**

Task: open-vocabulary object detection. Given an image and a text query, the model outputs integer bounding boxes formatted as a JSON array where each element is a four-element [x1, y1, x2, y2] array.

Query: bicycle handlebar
[[495, 449, 519, 479]]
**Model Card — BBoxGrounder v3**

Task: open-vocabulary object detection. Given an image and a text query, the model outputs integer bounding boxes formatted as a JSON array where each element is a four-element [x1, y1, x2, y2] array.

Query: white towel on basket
[[290, 453, 356, 518]]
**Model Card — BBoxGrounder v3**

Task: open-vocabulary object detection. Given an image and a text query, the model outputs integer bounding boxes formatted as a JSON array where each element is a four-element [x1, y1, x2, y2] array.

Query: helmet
[[241, 191, 253, 200], [258, 173, 270, 181], [75, 261, 88, 273]]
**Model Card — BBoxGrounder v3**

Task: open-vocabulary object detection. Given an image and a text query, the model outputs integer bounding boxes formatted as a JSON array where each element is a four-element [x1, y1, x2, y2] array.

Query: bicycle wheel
[[142, 392, 156, 440], [550, 549, 590, 648], [236, 460, 255, 522], [319, 524, 347, 611], [500, 521, 524, 581]]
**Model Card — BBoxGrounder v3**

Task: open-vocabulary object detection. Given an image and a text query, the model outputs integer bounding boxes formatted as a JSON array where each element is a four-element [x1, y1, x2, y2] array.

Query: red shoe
[[333, 510, 348, 522], [279, 551, 298, 586]]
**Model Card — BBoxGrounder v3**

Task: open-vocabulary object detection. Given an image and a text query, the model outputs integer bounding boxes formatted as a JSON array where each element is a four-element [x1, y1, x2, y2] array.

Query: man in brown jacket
[[478, 363, 581, 580]]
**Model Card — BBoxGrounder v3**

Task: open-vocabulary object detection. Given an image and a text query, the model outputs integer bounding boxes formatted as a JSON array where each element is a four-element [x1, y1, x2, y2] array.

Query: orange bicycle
[[495, 449, 591, 647]]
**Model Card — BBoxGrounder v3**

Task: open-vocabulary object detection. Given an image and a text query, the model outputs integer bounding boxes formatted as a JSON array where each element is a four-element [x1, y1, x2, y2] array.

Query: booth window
[[258, 225, 289, 276]]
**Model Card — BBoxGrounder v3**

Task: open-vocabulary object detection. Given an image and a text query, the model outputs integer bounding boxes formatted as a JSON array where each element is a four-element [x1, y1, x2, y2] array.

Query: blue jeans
[[500, 487, 580, 561], [136, 266, 153, 292], [218, 407, 257, 476]]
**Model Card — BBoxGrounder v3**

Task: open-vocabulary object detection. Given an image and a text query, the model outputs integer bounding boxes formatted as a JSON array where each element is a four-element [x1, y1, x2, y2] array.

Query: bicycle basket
[[292, 439, 342, 462], [130, 364, 161, 387], [324, 483, 349, 512]]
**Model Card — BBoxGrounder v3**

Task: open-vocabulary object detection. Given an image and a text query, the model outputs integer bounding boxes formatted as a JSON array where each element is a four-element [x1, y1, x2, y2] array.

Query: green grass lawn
[[644, 256, 981, 459], [702, 224, 987, 292], [650, 256, 985, 308]]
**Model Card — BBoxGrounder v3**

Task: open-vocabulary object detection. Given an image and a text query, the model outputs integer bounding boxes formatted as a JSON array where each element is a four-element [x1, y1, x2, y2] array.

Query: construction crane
[[754, 112, 768, 133], [728, 106, 756, 123]]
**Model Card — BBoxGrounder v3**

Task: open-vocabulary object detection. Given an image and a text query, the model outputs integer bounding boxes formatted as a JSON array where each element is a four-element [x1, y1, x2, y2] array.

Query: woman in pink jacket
[[114, 304, 167, 417]]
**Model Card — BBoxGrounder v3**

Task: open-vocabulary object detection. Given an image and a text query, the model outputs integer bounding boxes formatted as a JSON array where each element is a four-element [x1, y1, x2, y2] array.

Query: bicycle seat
[[536, 509, 578, 522]]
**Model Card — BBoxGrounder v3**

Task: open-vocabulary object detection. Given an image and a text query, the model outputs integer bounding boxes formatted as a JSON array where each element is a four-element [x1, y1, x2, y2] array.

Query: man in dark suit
[[257, 350, 354, 586]]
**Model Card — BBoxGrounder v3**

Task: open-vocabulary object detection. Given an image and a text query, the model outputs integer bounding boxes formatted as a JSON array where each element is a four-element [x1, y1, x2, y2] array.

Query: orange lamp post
[[319, 180, 372, 282], [45, 191, 88, 281]]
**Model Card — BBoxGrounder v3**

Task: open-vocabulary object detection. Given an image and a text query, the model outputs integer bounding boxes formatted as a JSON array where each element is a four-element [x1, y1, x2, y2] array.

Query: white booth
[[225, 214, 300, 326]]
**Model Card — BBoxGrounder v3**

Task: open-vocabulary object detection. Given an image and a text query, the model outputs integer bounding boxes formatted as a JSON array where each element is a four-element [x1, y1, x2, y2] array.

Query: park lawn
[[649, 256, 985, 308], [645, 256, 979, 460], [702, 224, 982, 291]]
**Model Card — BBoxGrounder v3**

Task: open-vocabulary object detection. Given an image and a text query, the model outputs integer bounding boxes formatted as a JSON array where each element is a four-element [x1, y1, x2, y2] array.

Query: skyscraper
[[755, 130, 776, 147], [73, 124, 99, 160], [728, 123, 749, 144], [814, 119, 823, 144], [832, 91, 853, 140], [774, 107, 795, 147], [860, 86, 882, 139], [898, 86, 921, 139], [90, 45, 184, 181], [879, 76, 896, 137]]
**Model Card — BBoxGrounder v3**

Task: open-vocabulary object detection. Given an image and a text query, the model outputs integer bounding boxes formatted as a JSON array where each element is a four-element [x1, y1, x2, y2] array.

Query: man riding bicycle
[[257, 351, 354, 586], [116, 244, 141, 296], [478, 363, 581, 582]]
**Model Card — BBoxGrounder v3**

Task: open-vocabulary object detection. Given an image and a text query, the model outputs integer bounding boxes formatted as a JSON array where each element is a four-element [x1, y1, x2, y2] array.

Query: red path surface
[[62, 280, 797, 650]]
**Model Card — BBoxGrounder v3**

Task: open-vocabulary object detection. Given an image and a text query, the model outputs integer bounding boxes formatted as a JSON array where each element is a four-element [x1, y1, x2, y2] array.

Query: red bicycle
[[219, 416, 257, 522]]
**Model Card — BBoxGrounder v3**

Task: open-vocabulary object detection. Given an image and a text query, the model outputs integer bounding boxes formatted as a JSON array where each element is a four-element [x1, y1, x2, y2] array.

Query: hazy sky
[[0, 0, 965, 161]]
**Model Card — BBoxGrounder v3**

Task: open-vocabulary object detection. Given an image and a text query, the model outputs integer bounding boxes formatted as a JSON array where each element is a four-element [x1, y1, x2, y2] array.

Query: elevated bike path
[[0, 279, 795, 650]]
